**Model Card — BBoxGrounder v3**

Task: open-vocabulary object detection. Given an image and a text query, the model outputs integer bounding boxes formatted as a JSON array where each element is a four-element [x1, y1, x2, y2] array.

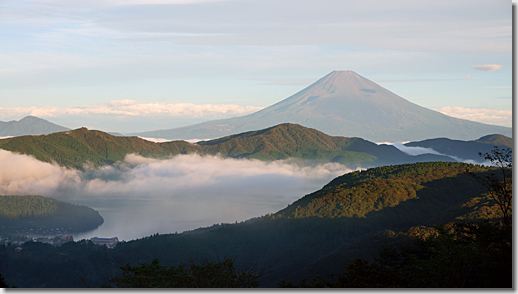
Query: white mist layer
[[137, 136, 173, 143], [390, 142, 491, 165], [390, 143, 443, 156], [0, 150, 357, 240]]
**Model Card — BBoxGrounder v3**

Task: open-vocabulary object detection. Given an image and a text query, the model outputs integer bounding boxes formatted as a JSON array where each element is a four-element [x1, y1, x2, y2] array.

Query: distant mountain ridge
[[134, 71, 511, 142], [0, 116, 70, 136], [0, 123, 455, 170], [405, 134, 513, 161]]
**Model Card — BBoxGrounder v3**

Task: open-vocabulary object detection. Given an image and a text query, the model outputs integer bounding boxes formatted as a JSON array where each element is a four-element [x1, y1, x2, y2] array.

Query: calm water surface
[[68, 176, 332, 241]]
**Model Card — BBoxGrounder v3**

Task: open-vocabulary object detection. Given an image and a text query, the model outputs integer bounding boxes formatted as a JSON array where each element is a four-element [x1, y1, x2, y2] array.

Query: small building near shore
[[91, 237, 119, 249]]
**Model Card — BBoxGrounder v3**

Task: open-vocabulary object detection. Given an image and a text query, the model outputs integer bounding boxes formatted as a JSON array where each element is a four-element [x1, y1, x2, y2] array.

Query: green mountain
[[0, 123, 455, 170], [0, 116, 70, 137], [405, 134, 513, 162], [0, 162, 502, 287], [0, 195, 103, 235], [0, 127, 177, 169]]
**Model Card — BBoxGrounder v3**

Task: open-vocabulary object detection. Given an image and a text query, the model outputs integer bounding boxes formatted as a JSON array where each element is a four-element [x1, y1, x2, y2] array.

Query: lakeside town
[[0, 234, 119, 249]]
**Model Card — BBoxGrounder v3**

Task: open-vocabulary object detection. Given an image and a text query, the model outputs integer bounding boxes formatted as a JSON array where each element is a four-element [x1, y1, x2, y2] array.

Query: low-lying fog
[[0, 150, 358, 241]]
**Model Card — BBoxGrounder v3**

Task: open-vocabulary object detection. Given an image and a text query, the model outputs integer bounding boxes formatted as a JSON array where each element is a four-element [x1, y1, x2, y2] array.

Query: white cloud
[[390, 143, 443, 156], [0, 151, 356, 199], [0, 100, 264, 119], [473, 64, 503, 71], [78, 154, 353, 195], [0, 150, 81, 196], [137, 137, 205, 143], [435, 106, 512, 127], [138, 136, 173, 143]]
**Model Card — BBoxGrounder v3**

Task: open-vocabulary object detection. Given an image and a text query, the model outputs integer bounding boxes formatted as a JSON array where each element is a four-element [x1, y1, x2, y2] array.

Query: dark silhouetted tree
[[467, 147, 512, 227], [109, 257, 265, 288]]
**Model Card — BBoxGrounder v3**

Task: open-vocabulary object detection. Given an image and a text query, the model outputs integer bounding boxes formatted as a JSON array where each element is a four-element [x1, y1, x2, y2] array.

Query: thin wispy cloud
[[435, 106, 512, 127], [0, 100, 264, 119], [473, 64, 503, 72], [375, 76, 471, 83]]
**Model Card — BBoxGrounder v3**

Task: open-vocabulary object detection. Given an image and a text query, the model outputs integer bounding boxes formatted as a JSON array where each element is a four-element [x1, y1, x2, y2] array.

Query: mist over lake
[[0, 150, 357, 241]]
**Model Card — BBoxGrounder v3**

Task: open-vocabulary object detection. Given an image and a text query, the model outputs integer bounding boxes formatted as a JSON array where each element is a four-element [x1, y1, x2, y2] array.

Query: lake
[[68, 168, 348, 241]]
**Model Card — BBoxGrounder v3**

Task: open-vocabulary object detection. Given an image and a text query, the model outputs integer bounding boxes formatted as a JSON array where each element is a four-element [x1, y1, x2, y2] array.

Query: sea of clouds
[[0, 150, 355, 199], [0, 150, 358, 239]]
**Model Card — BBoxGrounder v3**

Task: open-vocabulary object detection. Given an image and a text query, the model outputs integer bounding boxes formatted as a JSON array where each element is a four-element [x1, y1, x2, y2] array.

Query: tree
[[0, 273, 10, 288], [466, 147, 512, 227], [108, 257, 266, 288]]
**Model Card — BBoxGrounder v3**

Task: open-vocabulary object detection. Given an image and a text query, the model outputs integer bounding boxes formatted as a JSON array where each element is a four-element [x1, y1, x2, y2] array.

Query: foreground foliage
[[279, 221, 512, 288], [466, 147, 512, 228], [109, 257, 264, 288]]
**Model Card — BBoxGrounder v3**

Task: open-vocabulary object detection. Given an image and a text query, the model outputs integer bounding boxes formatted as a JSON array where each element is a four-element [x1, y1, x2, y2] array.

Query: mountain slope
[[134, 71, 511, 142], [405, 134, 513, 161], [0, 116, 70, 136], [274, 161, 492, 222], [0, 124, 455, 170], [0, 127, 178, 169]]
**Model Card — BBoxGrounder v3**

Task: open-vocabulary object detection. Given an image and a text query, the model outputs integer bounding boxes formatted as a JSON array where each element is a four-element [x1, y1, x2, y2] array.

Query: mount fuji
[[134, 71, 511, 142]]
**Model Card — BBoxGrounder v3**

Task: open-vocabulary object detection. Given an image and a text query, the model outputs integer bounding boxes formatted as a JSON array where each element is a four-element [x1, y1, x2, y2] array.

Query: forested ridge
[[0, 161, 509, 288], [0, 195, 103, 234], [275, 162, 491, 219], [0, 123, 456, 170]]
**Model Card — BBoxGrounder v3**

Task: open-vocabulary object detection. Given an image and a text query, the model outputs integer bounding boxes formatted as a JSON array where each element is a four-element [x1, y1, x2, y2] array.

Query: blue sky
[[0, 0, 512, 133]]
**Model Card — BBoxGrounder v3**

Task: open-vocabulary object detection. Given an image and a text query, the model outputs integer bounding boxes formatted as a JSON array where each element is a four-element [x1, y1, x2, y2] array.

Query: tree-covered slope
[[0, 195, 103, 234], [405, 134, 513, 162], [0, 127, 196, 170], [0, 124, 455, 170], [274, 161, 490, 220]]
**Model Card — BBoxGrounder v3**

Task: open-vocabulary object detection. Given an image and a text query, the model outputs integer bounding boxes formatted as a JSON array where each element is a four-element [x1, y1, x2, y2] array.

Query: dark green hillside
[[0, 162, 501, 288], [405, 134, 512, 162], [195, 123, 448, 166], [195, 123, 380, 163], [0, 195, 103, 234], [0, 128, 196, 170], [274, 162, 489, 220], [0, 124, 456, 169]]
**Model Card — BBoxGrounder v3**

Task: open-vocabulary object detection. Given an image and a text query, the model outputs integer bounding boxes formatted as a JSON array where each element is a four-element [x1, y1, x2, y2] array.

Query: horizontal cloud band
[[434, 106, 511, 127], [0, 100, 264, 119], [0, 150, 356, 199]]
